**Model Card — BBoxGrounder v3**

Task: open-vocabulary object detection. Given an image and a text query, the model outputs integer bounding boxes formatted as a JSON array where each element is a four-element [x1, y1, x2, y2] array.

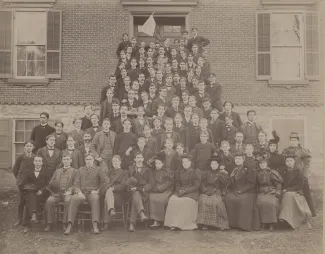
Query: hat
[[283, 150, 297, 159], [233, 151, 245, 157], [181, 153, 192, 160], [269, 130, 280, 145], [255, 148, 270, 163], [289, 132, 300, 139], [209, 153, 222, 164]]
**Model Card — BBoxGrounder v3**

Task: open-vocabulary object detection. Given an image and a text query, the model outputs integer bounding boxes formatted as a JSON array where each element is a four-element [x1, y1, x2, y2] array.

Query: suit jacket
[[218, 111, 243, 129], [30, 124, 55, 151], [100, 99, 114, 124], [133, 118, 150, 137], [52, 131, 68, 151], [240, 122, 263, 145], [175, 167, 201, 201], [230, 143, 246, 155], [47, 166, 79, 195], [151, 168, 174, 193], [77, 144, 93, 167], [152, 97, 168, 114], [157, 131, 181, 150], [22, 167, 50, 192], [209, 119, 225, 146], [128, 164, 154, 199], [221, 125, 238, 145], [188, 35, 210, 53], [37, 147, 62, 178], [81, 116, 92, 131], [194, 91, 210, 108], [191, 142, 217, 171], [184, 125, 201, 152], [142, 102, 154, 117], [206, 83, 222, 112], [144, 136, 158, 154], [112, 117, 135, 135], [61, 149, 84, 170], [165, 107, 183, 119], [85, 126, 103, 140], [77, 165, 110, 194], [13, 153, 36, 187], [91, 130, 116, 158]]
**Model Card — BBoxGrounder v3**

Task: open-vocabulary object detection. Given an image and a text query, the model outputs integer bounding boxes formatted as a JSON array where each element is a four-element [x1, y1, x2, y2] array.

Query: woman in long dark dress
[[255, 151, 283, 231], [267, 131, 286, 176], [278, 152, 311, 229], [224, 152, 260, 231], [148, 152, 174, 228], [197, 155, 230, 230]]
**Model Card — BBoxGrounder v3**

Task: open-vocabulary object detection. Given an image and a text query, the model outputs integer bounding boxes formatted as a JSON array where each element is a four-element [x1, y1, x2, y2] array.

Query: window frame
[[13, 9, 47, 80]]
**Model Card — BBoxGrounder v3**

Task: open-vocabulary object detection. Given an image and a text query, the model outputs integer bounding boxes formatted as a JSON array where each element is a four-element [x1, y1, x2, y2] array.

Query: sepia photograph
[[0, 0, 323, 253]]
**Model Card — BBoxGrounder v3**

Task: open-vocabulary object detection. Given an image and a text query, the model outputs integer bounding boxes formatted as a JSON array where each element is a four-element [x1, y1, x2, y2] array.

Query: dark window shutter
[[256, 12, 271, 80], [305, 12, 319, 80], [0, 119, 12, 169], [46, 10, 62, 79], [0, 10, 13, 78]]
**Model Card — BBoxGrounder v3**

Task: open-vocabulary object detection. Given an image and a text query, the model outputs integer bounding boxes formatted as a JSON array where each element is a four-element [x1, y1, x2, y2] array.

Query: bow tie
[[48, 148, 54, 151], [68, 149, 74, 152], [34, 169, 41, 172]]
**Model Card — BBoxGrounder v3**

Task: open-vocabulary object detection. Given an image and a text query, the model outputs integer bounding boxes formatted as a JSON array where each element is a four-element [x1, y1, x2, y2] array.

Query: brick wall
[[0, 0, 323, 106], [0, 104, 323, 187]]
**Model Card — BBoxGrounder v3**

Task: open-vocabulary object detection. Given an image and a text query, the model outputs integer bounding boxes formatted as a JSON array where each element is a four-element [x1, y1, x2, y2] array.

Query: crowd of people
[[12, 28, 316, 235]]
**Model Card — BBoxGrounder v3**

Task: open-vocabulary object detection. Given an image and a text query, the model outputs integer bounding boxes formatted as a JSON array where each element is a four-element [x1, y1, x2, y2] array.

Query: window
[[271, 117, 306, 152], [13, 119, 56, 161], [256, 11, 319, 84], [0, 9, 62, 82]]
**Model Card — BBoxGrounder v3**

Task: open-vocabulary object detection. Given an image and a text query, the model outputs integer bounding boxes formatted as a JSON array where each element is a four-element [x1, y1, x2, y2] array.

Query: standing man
[[116, 33, 130, 57], [91, 118, 116, 173], [240, 110, 263, 146], [81, 104, 93, 131], [86, 114, 103, 140], [30, 112, 55, 153], [100, 75, 118, 103], [188, 28, 210, 53]]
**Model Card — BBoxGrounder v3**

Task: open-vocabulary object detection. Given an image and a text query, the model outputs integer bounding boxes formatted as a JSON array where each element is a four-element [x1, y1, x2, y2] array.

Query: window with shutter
[[46, 10, 62, 79], [256, 12, 271, 80], [305, 12, 319, 80], [0, 10, 13, 78]]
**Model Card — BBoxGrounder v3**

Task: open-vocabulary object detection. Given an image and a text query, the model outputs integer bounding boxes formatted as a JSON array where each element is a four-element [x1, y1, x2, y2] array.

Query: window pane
[[0, 52, 12, 75], [16, 12, 46, 45], [271, 14, 301, 46], [25, 131, 32, 141], [15, 120, 25, 131], [17, 46, 45, 77], [163, 26, 181, 33], [25, 120, 36, 131], [272, 47, 301, 80], [15, 143, 25, 154], [15, 131, 25, 142]]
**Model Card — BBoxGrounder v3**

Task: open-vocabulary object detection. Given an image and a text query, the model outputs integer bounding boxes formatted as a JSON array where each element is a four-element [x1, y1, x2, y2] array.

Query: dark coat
[[81, 116, 92, 131], [165, 107, 183, 119], [52, 131, 68, 151], [282, 168, 305, 195], [85, 126, 103, 140], [221, 125, 238, 145], [36, 147, 62, 178], [191, 142, 217, 171], [100, 99, 114, 124], [151, 168, 174, 193], [47, 166, 79, 195], [229, 165, 257, 194], [91, 130, 116, 158], [13, 153, 36, 187], [30, 124, 55, 151], [69, 129, 84, 148], [268, 151, 286, 176], [175, 167, 201, 201], [200, 170, 230, 196], [188, 35, 210, 53], [240, 122, 263, 146], [206, 83, 222, 112], [230, 143, 246, 155], [157, 131, 181, 151], [22, 167, 50, 192], [61, 149, 84, 170], [244, 155, 258, 170], [128, 164, 155, 200], [184, 125, 201, 152], [282, 146, 311, 177]]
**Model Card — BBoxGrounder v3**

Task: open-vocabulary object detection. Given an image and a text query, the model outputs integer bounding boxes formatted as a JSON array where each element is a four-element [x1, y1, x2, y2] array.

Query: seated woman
[[147, 152, 174, 228], [127, 152, 154, 232], [255, 151, 283, 231], [278, 152, 312, 229], [164, 154, 201, 231], [197, 155, 230, 231], [267, 131, 286, 176], [224, 152, 260, 231]]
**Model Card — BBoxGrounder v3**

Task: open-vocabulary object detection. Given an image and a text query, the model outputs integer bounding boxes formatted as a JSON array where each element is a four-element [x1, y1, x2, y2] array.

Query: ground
[[0, 169, 323, 254]]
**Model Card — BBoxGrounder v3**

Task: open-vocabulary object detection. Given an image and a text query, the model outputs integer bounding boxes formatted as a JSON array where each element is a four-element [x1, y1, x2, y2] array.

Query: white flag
[[139, 14, 156, 36]]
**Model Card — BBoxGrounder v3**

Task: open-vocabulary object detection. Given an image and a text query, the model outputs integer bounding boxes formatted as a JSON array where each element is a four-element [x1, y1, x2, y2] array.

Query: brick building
[[0, 0, 323, 180]]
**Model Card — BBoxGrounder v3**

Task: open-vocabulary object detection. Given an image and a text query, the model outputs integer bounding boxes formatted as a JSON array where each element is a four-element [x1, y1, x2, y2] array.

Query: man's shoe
[[150, 221, 160, 229], [30, 213, 39, 224], [101, 223, 109, 231], [23, 227, 31, 234], [110, 209, 116, 219], [13, 219, 22, 227], [64, 224, 72, 235], [140, 213, 148, 223], [93, 223, 100, 234], [44, 224, 52, 232], [129, 223, 135, 232]]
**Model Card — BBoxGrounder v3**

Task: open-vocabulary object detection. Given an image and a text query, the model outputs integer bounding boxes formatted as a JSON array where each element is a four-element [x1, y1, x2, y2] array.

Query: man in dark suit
[[206, 73, 223, 112], [30, 112, 55, 153], [37, 134, 62, 179], [85, 114, 103, 140], [187, 28, 210, 53], [116, 33, 130, 57], [21, 156, 50, 233], [81, 104, 93, 131], [230, 131, 246, 154], [157, 118, 181, 151], [100, 75, 117, 103]]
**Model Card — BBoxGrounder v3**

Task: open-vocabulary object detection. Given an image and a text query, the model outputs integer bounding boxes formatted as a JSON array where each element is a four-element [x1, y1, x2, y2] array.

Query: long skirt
[[225, 192, 260, 231], [279, 191, 311, 229], [197, 194, 229, 229], [149, 190, 173, 222], [164, 195, 198, 230], [256, 193, 279, 224]]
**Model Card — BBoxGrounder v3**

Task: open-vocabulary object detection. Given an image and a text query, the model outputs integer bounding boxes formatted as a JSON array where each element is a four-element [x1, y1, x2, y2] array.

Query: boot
[[23, 227, 31, 234], [140, 211, 148, 222], [109, 209, 116, 219], [269, 224, 275, 232], [44, 224, 52, 232], [93, 222, 100, 234], [129, 223, 135, 232], [150, 220, 160, 228], [64, 223, 72, 235]]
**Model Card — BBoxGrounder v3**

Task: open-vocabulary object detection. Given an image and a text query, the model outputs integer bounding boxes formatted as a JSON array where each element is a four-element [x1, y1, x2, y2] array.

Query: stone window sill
[[262, 0, 317, 5], [268, 80, 309, 89], [8, 78, 49, 88], [3, 0, 56, 7]]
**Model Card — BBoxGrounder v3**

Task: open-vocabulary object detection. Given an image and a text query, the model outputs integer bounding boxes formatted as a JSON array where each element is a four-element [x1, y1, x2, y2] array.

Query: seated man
[[44, 153, 79, 232], [64, 153, 110, 235], [127, 152, 154, 232], [100, 155, 129, 230], [22, 156, 50, 233]]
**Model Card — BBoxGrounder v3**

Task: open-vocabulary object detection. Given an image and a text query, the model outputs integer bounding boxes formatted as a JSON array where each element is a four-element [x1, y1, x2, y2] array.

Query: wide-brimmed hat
[[283, 150, 297, 159], [289, 132, 300, 139]]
